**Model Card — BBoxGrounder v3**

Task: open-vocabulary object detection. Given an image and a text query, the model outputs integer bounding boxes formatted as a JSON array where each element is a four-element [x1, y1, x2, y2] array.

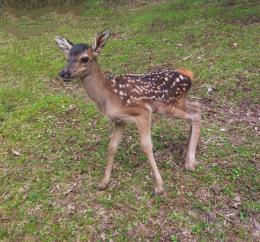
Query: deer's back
[[106, 69, 192, 107]]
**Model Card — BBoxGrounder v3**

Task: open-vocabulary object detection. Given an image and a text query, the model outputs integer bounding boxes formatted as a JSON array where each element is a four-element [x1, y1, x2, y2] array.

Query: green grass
[[0, 0, 259, 241]]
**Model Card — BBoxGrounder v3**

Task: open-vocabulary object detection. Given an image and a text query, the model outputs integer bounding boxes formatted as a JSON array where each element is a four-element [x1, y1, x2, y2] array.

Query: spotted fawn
[[55, 30, 201, 195]]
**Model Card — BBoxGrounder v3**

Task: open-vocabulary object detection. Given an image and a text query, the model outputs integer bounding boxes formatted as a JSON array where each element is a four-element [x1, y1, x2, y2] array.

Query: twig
[[206, 109, 218, 114], [216, 211, 234, 224]]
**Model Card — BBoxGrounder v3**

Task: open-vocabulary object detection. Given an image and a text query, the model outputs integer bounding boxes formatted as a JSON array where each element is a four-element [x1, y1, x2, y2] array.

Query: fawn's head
[[55, 30, 110, 81]]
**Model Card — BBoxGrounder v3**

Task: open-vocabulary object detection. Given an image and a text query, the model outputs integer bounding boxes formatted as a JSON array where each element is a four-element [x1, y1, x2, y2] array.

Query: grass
[[0, 0, 259, 241]]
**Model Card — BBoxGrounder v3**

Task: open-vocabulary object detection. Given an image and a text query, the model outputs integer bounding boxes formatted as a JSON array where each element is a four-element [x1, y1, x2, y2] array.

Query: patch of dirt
[[104, 0, 167, 10], [110, 31, 129, 40], [93, 204, 115, 232], [226, 14, 260, 26], [149, 16, 168, 32], [4, 1, 84, 18], [49, 77, 86, 97], [128, 217, 181, 241], [184, 33, 197, 45], [202, 97, 259, 128], [167, 2, 191, 11], [50, 174, 87, 215]]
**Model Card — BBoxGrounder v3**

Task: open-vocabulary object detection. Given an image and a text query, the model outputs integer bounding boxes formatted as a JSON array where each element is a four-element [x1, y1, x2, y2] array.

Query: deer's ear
[[55, 36, 74, 59], [92, 30, 110, 55]]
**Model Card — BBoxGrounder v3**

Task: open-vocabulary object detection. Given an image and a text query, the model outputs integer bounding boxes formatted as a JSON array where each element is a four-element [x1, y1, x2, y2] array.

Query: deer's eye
[[81, 57, 89, 63]]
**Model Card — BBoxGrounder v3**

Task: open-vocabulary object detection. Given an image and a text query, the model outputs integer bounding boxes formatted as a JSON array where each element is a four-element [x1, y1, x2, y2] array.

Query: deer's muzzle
[[59, 69, 72, 81]]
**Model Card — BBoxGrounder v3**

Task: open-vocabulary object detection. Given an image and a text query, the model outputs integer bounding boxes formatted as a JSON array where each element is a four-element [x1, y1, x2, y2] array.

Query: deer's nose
[[59, 70, 71, 81]]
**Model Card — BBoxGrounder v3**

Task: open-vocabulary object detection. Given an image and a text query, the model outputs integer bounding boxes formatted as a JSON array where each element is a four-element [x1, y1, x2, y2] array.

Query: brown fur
[[176, 68, 194, 80]]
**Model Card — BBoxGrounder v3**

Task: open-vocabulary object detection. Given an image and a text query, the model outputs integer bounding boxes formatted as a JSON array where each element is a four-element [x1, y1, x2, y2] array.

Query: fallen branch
[[216, 211, 234, 224]]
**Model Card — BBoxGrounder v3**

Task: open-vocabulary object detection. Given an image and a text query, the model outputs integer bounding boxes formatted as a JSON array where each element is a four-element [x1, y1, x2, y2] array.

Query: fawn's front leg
[[98, 121, 126, 190], [134, 112, 164, 195]]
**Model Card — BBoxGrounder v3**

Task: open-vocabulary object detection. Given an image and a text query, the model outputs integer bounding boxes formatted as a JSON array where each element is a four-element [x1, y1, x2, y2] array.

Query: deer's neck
[[80, 61, 109, 113]]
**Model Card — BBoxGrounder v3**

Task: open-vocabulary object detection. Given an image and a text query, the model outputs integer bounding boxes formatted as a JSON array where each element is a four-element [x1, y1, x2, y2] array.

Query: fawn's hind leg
[[185, 101, 201, 170], [185, 100, 201, 112], [184, 100, 202, 149], [98, 121, 126, 190], [169, 103, 201, 170]]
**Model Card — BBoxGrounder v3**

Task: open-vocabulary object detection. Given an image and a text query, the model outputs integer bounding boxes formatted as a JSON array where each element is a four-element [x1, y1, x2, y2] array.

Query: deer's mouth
[[59, 70, 73, 82], [62, 77, 72, 82], [59, 75, 72, 82]]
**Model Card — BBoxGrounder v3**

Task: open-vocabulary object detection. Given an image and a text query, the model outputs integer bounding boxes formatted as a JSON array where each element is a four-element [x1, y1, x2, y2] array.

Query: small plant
[[231, 167, 241, 180], [171, 234, 178, 242]]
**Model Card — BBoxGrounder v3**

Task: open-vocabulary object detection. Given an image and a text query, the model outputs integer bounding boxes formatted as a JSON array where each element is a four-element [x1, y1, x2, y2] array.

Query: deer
[[55, 30, 201, 195]]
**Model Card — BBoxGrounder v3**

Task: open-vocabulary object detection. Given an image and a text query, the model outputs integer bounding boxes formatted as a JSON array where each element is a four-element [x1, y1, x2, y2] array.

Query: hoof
[[185, 160, 199, 171], [98, 179, 110, 190], [185, 163, 195, 171], [153, 187, 164, 196]]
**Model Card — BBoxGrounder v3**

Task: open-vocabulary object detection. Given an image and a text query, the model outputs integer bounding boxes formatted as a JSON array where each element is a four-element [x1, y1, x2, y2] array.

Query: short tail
[[176, 68, 194, 80]]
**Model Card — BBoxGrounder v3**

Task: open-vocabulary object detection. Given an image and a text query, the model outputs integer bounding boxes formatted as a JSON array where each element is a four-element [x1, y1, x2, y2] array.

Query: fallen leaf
[[182, 55, 192, 61], [11, 149, 20, 156]]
